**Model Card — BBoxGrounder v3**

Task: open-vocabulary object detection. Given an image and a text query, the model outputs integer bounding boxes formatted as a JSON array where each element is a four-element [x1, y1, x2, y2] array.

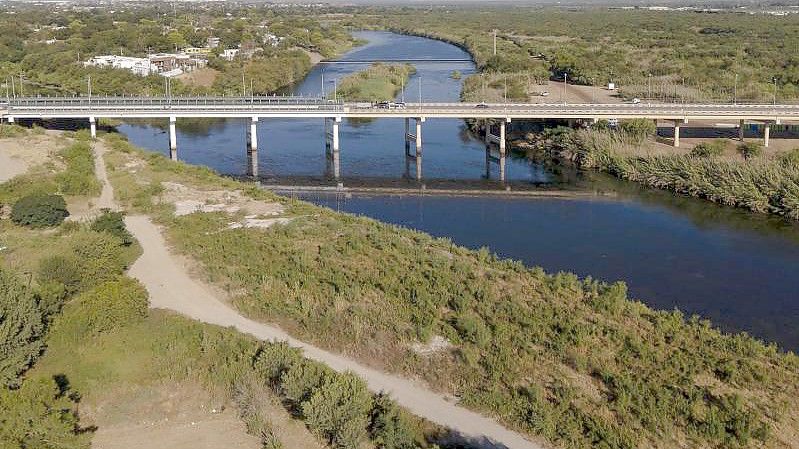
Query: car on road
[[631, 98, 641, 104], [375, 101, 406, 110], [475, 103, 489, 109]]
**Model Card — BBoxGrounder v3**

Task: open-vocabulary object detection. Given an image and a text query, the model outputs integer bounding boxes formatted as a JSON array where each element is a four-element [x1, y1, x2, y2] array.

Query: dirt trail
[[93, 143, 543, 449]]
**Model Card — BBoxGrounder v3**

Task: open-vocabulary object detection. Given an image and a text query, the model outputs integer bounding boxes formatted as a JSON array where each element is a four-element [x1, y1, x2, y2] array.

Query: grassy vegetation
[[538, 127, 799, 220], [104, 135, 799, 449], [0, 132, 456, 449], [355, 7, 799, 103], [335, 63, 416, 102]]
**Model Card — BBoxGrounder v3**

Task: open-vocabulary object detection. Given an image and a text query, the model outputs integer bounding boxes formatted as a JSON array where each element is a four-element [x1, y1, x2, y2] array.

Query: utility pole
[[590, 77, 595, 103], [562, 73, 567, 104], [647, 73, 652, 101], [321, 71, 324, 97], [18, 74, 23, 97], [242, 73, 246, 97], [492, 30, 497, 56], [734, 73, 738, 104], [87, 75, 91, 100]]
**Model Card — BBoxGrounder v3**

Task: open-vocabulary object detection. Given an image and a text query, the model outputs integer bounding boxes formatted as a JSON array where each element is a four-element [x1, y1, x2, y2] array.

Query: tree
[[0, 269, 45, 388], [738, 142, 763, 160]]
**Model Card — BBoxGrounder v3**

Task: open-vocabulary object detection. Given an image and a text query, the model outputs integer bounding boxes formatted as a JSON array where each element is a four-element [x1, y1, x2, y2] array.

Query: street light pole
[[562, 73, 567, 104], [734, 73, 738, 104], [773, 77, 777, 105]]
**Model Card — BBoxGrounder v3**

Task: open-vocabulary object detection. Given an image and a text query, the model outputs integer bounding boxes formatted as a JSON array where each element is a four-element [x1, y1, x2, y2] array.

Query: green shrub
[[302, 373, 373, 449], [691, 140, 726, 158], [71, 277, 148, 335], [620, 118, 657, 140], [10, 194, 68, 228], [0, 124, 27, 138], [90, 210, 134, 246], [253, 341, 303, 384], [738, 142, 763, 160], [0, 269, 45, 388], [778, 148, 799, 167], [56, 141, 100, 196], [37, 230, 129, 294], [281, 359, 332, 406], [0, 377, 88, 449], [369, 394, 418, 449]]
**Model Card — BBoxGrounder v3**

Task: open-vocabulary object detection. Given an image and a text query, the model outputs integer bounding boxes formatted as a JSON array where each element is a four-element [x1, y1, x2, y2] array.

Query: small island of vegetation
[[334, 63, 416, 102]]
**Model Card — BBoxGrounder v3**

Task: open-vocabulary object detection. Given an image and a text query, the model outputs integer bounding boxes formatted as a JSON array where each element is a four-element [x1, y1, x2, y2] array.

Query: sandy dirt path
[[92, 143, 542, 449]]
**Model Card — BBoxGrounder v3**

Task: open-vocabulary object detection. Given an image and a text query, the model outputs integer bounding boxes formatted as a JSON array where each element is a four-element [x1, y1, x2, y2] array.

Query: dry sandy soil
[[176, 67, 219, 88], [0, 130, 63, 182], [89, 383, 261, 449]]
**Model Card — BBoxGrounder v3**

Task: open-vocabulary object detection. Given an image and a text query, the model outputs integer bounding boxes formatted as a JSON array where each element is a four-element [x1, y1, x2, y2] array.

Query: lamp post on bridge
[[734, 73, 738, 105], [773, 77, 778, 105], [562, 72, 567, 105]]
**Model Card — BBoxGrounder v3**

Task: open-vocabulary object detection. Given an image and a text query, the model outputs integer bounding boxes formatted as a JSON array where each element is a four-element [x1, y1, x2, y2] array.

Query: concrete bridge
[[3, 96, 798, 182]]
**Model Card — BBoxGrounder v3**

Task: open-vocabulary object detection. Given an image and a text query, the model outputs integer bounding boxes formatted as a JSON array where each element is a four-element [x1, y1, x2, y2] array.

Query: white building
[[84, 55, 153, 76], [221, 48, 239, 61]]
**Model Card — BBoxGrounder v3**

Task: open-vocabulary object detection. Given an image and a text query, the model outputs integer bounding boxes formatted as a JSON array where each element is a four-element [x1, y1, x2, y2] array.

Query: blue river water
[[118, 31, 799, 351]]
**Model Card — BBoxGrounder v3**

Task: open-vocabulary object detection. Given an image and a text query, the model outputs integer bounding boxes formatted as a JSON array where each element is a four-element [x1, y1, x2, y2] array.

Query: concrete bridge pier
[[168, 116, 178, 161], [89, 116, 97, 139], [415, 117, 424, 180], [404, 118, 411, 156], [484, 118, 509, 182], [327, 117, 341, 180], [7, 116, 14, 124], [764, 122, 771, 147], [672, 120, 682, 148], [247, 117, 259, 177], [739, 119, 745, 141]]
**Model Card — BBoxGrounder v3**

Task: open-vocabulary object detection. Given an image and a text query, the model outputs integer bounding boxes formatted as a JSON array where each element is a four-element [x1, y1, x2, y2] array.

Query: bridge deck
[[2, 97, 799, 122]]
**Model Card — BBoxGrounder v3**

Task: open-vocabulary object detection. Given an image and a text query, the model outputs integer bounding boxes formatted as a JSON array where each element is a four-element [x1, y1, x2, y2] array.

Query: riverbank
[[524, 126, 799, 220], [101, 132, 799, 449]]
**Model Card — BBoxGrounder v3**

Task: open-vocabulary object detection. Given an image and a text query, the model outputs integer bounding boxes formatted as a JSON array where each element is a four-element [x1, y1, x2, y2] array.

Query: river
[[118, 31, 799, 352]]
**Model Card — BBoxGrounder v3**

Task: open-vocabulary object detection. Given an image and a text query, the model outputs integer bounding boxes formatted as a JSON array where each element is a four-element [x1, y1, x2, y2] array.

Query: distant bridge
[[2, 95, 797, 182], [318, 58, 473, 64]]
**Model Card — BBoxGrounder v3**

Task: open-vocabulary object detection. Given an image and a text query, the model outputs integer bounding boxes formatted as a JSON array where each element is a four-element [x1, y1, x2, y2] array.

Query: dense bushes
[[71, 277, 148, 335], [37, 230, 131, 295], [0, 269, 45, 388], [738, 141, 763, 160], [548, 128, 799, 219], [253, 343, 422, 449], [56, 141, 101, 196], [0, 377, 88, 449], [619, 118, 657, 141], [691, 140, 727, 158], [90, 210, 134, 246], [10, 194, 68, 228]]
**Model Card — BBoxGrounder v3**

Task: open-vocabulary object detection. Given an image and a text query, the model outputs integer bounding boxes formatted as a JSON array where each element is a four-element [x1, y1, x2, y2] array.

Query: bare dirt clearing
[[88, 383, 261, 449]]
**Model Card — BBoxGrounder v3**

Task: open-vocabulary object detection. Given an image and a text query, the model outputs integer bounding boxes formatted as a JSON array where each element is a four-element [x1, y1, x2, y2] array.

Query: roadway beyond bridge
[[3, 96, 798, 181]]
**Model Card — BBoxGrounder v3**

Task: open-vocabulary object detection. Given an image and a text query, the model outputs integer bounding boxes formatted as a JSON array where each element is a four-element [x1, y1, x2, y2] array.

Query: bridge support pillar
[[331, 117, 341, 180], [89, 116, 97, 139], [739, 119, 745, 141], [415, 117, 424, 180], [673, 120, 680, 148], [169, 116, 177, 161], [764, 122, 771, 148], [247, 117, 259, 177], [404, 118, 411, 156], [7, 116, 14, 124]]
